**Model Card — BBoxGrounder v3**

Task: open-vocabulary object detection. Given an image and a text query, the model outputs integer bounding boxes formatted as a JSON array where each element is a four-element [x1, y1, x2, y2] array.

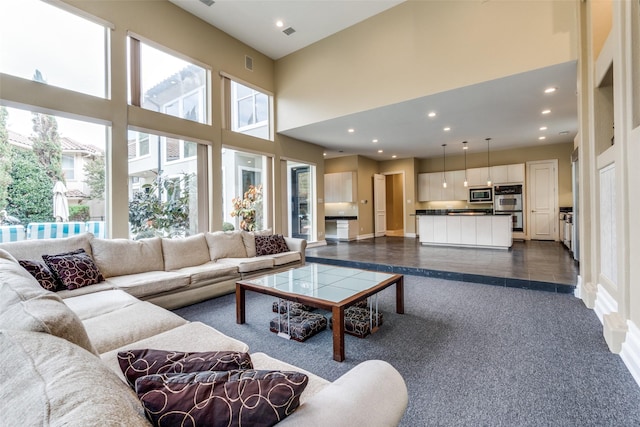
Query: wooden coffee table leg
[[396, 276, 405, 314], [236, 285, 246, 324], [332, 306, 345, 362]]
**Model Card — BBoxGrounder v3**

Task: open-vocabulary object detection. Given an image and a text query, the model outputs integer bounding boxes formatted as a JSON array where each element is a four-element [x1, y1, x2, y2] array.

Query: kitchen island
[[417, 211, 512, 249]]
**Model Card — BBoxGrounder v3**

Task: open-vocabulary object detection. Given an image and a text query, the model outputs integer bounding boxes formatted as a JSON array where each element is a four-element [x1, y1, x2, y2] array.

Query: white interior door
[[374, 174, 386, 237], [527, 160, 558, 240]]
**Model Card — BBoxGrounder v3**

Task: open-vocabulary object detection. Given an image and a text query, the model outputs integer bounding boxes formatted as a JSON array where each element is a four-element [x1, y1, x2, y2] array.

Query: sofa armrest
[[284, 237, 307, 264], [278, 360, 408, 427]]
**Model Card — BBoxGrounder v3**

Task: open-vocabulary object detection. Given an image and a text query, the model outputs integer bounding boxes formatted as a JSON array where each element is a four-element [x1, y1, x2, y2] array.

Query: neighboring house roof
[[66, 188, 88, 199], [7, 130, 103, 156]]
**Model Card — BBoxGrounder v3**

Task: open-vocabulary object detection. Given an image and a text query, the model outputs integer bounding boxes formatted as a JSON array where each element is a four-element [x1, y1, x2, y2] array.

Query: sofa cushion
[[100, 322, 250, 382], [0, 330, 149, 427], [269, 251, 302, 266], [82, 301, 187, 354], [218, 256, 275, 273], [241, 229, 272, 258], [0, 257, 98, 355], [0, 232, 94, 262], [42, 248, 105, 290], [118, 349, 253, 388], [18, 259, 60, 291], [63, 289, 140, 321], [255, 234, 290, 256], [55, 281, 116, 298], [173, 261, 240, 287], [105, 270, 190, 298], [135, 369, 308, 427], [162, 234, 211, 271], [91, 237, 164, 278], [205, 230, 247, 260]]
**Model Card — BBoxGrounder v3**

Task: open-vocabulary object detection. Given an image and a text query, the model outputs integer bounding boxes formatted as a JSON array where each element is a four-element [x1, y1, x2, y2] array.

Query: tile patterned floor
[[305, 237, 579, 293]]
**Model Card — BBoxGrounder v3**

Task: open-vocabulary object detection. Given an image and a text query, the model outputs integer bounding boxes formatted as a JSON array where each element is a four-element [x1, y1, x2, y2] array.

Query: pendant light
[[485, 137, 492, 186], [441, 144, 447, 188], [462, 141, 468, 187]]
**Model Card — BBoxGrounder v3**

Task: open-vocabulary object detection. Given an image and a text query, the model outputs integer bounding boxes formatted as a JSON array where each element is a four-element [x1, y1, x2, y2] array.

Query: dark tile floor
[[305, 237, 579, 293]]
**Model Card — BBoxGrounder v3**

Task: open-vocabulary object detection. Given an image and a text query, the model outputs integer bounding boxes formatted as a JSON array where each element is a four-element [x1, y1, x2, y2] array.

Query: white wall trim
[[594, 283, 618, 324], [620, 320, 640, 388], [574, 275, 583, 299], [405, 232, 417, 238], [357, 233, 375, 240], [306, 240, 327, 248]]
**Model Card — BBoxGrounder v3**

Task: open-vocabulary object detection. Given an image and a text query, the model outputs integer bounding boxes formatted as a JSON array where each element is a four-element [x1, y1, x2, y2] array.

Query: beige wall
[[275, 0, 577, 132], [591, 0, 613, 60]]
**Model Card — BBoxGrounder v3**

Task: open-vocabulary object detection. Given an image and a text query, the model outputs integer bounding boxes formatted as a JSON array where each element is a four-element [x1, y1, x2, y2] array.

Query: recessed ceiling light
[[392, 155, 397, 159], [372, 139, 378, 143], [428, 112, 436, 118], [538, 136, 546, 140], [544, 87, 557, 94], [542, 109, 551, 115], [539, 126, 548, 131], [275, 20, 284, 28], [443, 127, 451, 131], [323, 152, 327, 156], [377, 149, 383, 153], [348, 128, 355, 133]]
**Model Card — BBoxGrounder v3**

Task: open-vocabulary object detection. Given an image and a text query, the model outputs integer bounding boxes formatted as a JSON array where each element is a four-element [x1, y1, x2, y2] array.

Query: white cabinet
[[418, 215, 512, 248], [325, 219, 358, 241], [491, 163, 525, 184], [467, 167, 489, 187], [507, 163, 525, 183], [453, 170, 468, 201], [417, 173, 430, 202], [428, 172, 443, 201], [324, 172, 356, 202]]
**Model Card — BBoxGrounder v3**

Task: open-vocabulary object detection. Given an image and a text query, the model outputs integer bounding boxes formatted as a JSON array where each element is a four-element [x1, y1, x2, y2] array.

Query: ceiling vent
[[245, 55, 253, 71], [199, 0, 215, 6], [282, 27, 296, 36]]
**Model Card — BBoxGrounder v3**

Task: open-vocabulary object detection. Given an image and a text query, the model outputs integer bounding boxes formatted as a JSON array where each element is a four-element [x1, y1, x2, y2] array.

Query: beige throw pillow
[[162, 234, 211, 271], [205, 231, 248, 260], [91, 237, 164, 278]]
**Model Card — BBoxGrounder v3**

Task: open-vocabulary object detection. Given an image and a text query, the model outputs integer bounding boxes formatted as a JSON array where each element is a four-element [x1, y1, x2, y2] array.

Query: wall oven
[[469, 187, 493, 203], [494, 185, 523, 232]]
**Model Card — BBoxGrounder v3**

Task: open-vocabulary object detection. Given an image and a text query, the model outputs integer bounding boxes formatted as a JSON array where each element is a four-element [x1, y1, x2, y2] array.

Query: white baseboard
[[405, 232, 417, 238], [357, 233, 374, 240], [620, 321, 640, 388], [574, 275, 583, 299], [594, 283, 618, 324], [306, 240, 327, 248]]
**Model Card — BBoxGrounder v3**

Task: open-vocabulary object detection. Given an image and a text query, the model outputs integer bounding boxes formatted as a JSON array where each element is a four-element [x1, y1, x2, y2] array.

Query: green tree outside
[[0, 107, 12, 210], [83, 155, 105, 200], [6, 148, 54, 224]]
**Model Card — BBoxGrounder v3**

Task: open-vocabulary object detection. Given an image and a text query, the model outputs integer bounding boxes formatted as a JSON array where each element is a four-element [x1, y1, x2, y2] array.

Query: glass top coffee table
[[236, 263, 404, 362]]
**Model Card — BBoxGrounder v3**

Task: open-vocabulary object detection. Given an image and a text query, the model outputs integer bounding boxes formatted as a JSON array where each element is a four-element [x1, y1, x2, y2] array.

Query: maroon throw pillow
[[255, 234, 289, 256], [18, 259, 61, 291], [117, 349, 253, 388], [135, 370, 308, 427], [42, 249, 104, 291]]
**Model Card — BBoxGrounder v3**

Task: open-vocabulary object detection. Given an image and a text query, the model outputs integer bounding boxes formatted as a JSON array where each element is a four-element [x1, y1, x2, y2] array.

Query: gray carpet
[[175, 275, 640, 426]]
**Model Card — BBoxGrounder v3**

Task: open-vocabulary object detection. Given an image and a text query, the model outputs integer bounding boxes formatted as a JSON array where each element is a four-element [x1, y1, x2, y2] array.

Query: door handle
[[531, 210, 536, 213]]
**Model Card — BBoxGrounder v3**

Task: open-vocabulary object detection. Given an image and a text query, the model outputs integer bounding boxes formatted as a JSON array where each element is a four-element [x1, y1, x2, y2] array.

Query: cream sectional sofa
[[0, 241, 409, 426], [0, 230, 306, 309]]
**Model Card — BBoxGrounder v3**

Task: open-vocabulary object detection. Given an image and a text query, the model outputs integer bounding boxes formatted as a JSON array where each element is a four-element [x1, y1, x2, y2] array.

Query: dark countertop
[[325, 216, 358, 220], [414, 209, 494, 216]]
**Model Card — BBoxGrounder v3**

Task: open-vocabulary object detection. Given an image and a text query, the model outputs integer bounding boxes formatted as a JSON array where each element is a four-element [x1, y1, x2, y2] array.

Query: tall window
[[128, 130, 200, 239], [1, 106, 107, 235], [129, 37, 209, 125], [0, 0, 109, 98], [287, 161, 316, 241], [230, 81, 271, 141], [222, 148, 269, 231]]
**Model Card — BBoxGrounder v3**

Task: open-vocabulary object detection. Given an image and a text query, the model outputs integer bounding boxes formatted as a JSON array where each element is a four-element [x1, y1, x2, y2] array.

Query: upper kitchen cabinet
[[491, 164, 525, 184], [418, 173, 430, 202], [324, 171, 357, 202], [467, 167, 489, 187]]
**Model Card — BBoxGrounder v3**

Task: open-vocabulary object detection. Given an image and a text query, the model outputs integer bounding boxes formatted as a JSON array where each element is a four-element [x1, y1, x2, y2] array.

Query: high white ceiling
[[170, 0, 578, 160]]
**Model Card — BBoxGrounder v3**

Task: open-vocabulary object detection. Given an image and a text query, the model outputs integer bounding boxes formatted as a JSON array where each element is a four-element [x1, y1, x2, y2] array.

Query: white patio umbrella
[[52, 181, 69, 222]]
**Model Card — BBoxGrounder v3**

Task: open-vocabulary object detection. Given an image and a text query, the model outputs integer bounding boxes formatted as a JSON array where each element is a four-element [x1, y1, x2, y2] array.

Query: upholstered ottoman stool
[[330, 305, 384, 338], [270, 310, 327, 342], [272, 300, 315, 314]]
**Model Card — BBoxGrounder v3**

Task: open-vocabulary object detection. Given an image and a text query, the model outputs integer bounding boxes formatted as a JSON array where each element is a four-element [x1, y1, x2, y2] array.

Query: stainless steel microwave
[[469, 187, 493, 203]]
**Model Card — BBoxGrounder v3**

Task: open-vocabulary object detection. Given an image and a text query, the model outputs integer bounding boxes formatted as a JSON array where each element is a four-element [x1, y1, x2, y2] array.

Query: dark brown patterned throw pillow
[[18, 260, 61, 291], [42, 249, 104, 291], [135, 370, 308, 427], [117, 349, 254, 388], [255, 234, 290, 256]]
